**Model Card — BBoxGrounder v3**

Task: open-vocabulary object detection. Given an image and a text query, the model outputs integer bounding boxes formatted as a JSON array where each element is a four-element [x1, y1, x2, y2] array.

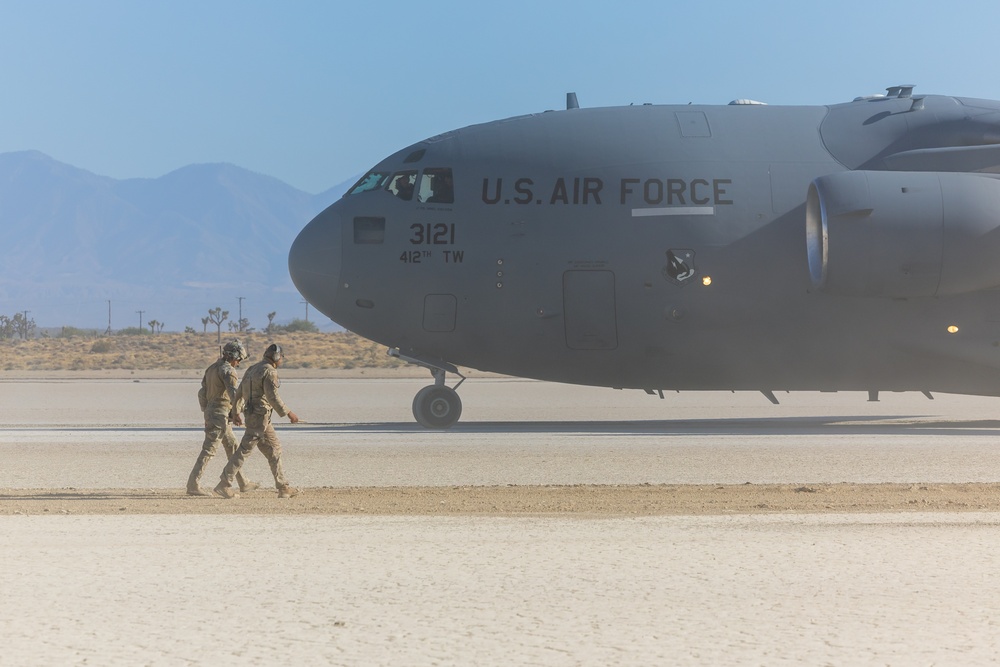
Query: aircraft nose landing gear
[[412, 384, 462, 429], [388, 348, 466, 429]]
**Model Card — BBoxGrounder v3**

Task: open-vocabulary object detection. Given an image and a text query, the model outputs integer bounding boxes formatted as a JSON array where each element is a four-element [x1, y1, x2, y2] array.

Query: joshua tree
[[201, 316, 209, 334], [0, 312, 39, 339], [266, 311, 277, 333], [207, 307, 229, 345], [229, 317, 250, 333], [147, 319, 159, 334]]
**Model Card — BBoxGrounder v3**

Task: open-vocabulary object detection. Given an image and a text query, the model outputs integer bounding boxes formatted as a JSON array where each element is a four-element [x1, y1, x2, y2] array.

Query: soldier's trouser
[[220, 418, 289, 490], [188, 412, 250, 490]]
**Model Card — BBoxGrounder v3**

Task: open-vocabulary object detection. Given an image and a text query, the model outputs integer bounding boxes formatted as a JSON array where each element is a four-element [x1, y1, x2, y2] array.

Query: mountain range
[[0, 151, 353, 332]]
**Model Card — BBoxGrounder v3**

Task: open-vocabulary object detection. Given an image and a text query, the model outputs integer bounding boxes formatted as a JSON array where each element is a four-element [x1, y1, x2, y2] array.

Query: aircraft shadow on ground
[[16, 418, 998, 438], [292, 416, 1000, 437]]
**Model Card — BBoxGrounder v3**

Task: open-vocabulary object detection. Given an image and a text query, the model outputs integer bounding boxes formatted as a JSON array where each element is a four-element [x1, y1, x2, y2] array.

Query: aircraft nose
[[288, 205, 342, 319]]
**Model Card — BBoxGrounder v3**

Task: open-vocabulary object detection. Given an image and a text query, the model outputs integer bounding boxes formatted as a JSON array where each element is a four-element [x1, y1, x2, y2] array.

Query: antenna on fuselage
[[566, 92, 579, 110], [886, 84, 915, 99]]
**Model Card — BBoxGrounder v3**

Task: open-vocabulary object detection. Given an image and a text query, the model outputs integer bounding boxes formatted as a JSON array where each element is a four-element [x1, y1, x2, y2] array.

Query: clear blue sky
[[1, 0, 998, 194]]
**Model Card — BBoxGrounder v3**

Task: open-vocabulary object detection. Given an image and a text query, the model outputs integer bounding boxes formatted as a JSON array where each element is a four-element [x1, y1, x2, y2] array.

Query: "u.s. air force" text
[[481, 177, 733, 206]]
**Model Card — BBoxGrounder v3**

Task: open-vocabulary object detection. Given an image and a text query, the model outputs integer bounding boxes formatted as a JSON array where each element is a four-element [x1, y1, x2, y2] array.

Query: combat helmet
[[222, 339, 248, 362], [264, 343, 283, 363]]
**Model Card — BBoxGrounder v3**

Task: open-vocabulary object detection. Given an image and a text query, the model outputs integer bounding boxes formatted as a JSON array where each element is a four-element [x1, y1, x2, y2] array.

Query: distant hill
[[0, 151, 354, 332]]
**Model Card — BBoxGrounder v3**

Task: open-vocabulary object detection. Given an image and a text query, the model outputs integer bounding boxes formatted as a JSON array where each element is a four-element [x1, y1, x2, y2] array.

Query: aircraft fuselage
[[290, 90, 1000, 408]]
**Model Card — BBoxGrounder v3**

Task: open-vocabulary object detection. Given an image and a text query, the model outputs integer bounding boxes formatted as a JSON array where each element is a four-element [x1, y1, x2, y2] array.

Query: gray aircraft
[[289, 86, 1000, 428]]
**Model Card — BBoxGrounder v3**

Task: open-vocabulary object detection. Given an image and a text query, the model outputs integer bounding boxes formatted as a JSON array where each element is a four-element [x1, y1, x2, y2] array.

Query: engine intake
[[806, 170, 1000, 297]]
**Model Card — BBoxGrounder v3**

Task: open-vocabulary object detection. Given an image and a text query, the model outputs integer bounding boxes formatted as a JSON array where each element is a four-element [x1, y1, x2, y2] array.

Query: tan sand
[[5, 513, 1000, 666], [3, 482, 1000, 516]]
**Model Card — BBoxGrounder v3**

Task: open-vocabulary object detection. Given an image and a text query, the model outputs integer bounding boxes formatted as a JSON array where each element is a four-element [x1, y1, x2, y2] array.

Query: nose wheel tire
[[412, 385, 463, 429]]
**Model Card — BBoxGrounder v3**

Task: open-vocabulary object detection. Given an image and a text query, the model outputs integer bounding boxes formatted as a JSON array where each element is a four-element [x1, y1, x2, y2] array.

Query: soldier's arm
[[230, 375, 247, 423], [198, 373, 208, 412], [264, 370, 292, 419], [223, 367, 239, 407], [225, 367, 243, 425]]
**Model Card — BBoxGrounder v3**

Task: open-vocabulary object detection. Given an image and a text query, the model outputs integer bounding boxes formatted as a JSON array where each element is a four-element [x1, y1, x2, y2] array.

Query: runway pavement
[[4, 375, 1000, 488], [4, 374, 1000, 664]]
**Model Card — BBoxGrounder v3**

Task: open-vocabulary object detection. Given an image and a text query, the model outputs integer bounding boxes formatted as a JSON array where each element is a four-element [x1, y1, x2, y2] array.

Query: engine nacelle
[[806, 170, 1000, 297]]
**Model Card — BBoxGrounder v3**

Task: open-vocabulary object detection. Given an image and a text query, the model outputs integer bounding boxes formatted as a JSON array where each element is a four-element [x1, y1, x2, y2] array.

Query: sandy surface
[[7, 512, 1000, 666], [5, 482, 1000, 516], [6, 376, 1000, 664]]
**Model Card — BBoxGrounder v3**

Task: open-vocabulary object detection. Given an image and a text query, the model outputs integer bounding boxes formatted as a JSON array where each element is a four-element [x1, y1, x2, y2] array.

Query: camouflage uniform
[[186, 352, 254, 494], [218, 355, 295, 495]]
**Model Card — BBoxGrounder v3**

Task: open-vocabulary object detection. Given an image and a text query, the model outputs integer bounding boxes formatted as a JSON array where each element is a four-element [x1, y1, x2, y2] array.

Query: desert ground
[[5, 336, 1000, 664], [3, 329, 399, 371]]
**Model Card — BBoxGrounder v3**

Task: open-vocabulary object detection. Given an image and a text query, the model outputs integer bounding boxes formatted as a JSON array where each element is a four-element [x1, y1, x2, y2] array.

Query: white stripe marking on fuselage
[[631, 206, 715, 217]]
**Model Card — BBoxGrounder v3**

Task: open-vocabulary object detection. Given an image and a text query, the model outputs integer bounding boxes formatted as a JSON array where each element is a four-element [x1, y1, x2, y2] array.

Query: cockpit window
[[386, 171, 417, 201], [419, 167, 454, 204], [346, 171, 388, 196]]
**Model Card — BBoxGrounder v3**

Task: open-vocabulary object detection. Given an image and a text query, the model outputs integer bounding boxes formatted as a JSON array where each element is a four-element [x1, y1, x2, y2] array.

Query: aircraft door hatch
[[423, 294, 457, 332], [563, 270, 618, 350]]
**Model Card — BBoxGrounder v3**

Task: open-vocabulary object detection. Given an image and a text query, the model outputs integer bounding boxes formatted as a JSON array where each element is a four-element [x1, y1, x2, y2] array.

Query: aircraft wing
[[882, 144, 1000, 173]]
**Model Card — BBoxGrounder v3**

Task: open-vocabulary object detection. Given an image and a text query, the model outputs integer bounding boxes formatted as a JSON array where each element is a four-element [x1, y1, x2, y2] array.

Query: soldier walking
[[215, 343, 300, 499], [187, 339, 259, 496]]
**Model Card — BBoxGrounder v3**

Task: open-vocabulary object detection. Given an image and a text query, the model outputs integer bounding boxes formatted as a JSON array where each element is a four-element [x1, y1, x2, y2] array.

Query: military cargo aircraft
[[289, 86, 1000, 427]]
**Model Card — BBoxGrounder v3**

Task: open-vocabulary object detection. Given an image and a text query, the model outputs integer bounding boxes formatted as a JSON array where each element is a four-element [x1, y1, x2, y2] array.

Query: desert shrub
[[60, 327, 99, 338], [281, 319, 319, 333], [90, 340, 114, 353]]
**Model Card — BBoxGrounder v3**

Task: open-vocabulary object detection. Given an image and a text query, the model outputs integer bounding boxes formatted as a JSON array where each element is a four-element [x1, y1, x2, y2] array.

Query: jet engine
[[806, 170, 1000, 297]]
